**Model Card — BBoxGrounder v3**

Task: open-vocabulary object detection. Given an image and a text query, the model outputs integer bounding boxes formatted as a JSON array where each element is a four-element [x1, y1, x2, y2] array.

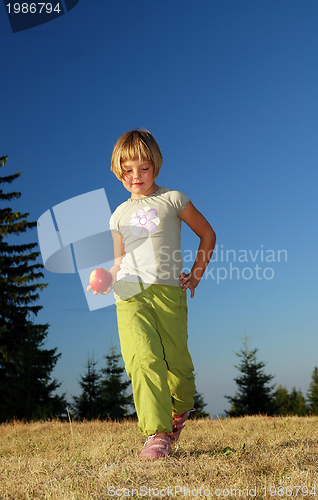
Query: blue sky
[[1, 0, 318, 416]]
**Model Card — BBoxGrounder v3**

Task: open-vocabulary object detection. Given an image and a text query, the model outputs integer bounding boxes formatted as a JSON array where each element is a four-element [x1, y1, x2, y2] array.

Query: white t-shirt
[[109, 186, 190, 286]]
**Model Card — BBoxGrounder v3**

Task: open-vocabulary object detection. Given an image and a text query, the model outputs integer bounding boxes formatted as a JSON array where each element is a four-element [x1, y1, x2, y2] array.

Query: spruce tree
[[274, 385, 291, 415], [275, 384, 310, 416], [0, 156, 66, 421], [288, 387, 308, 416], [274, 385, 309, 416], [71, 354, 102, 419], [225, 336, 276, 416], [307, 367, 318, 415], [99, 345, 134, 420]]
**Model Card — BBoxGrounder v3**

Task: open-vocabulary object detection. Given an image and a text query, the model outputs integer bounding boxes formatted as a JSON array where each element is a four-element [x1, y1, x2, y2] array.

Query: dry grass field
[[1, 415, 318, 499]]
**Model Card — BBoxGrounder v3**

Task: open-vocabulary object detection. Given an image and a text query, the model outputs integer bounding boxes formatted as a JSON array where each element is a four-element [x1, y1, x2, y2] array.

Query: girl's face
[[121, 159, 158, 199]]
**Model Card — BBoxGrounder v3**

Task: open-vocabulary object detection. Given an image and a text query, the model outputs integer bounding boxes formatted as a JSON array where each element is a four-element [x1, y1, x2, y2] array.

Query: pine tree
[[225, 336, 277, 417], [307, 367, 318, 415], [99, 345, 134, 420], [274, 385, 290, 415], [189, 390, 210, 419], [288, 387, 308, 416], [274, 385, 308, 416], [71, 354, 102, 419], [0, 156, 66, 421]]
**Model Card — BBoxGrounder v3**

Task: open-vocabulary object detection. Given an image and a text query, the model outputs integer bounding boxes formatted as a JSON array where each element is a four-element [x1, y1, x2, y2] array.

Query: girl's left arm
[[179, 201, 216, 298]]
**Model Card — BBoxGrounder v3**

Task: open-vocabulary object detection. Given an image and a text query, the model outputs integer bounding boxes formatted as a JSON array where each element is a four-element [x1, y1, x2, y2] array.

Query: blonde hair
[[111, 129, 162, 180]]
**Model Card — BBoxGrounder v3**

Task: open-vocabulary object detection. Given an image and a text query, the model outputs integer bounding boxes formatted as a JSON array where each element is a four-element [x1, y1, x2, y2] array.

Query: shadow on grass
[[172, 446, 236, 458]]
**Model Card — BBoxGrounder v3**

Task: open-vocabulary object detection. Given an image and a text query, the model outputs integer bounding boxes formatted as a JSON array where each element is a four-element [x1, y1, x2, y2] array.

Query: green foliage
[[274, 385, 290, 415], [225, 336, 277, 417], [307, 367, 318, 415], [0, 156, 8, 167], [71, 354, 102, 420], [288, 387, 308, 416], [71, 346, 134, 421], [99, 345, 134, 420], [274, 385, 308, 416], [0, 157, 66, 422], [189, 389, 210, 419]]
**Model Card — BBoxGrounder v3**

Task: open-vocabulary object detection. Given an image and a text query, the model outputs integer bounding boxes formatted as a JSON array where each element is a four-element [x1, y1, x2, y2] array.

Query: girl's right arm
[[86, 231, 125, 296], [109, 230, 125, 282]]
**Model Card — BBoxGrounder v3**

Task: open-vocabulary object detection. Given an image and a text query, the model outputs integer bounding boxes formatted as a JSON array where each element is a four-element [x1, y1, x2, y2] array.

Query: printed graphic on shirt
[[129, 207, 160, 237]]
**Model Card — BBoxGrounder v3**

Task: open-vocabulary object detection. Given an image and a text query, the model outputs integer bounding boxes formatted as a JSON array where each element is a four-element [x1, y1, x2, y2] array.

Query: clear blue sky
[[1, 0, 318, 416]]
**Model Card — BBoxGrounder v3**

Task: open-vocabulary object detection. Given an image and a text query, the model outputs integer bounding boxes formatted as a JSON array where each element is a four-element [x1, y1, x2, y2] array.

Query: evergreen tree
[[71, 354, 102, 419], [274, 385, 290, 415], [225, 336, 277, 417], [0, 156, 66, 421], [307, 367, 318, 415], [189, 389, 210, 419], [288, 387, 308, 416], [99, 345, 134, 420], [274, 385, 308, 416]]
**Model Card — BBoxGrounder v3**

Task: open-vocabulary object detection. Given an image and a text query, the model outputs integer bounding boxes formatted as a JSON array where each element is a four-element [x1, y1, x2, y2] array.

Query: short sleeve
[[109, 212, 119, 233], [167, 190, 191, 216]]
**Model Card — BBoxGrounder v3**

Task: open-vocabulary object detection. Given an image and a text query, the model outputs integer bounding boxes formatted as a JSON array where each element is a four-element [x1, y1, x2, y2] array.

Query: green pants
[[114, 281, 195, 436]]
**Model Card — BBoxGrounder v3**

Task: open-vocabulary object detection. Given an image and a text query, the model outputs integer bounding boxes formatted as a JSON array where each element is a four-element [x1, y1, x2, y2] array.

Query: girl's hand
[[86, 272, 116, 296], [179, 272, 200, 298]]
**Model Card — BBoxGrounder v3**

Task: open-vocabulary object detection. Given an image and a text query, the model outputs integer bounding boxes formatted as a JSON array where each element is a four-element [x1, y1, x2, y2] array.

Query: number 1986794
[[6, 3, 62, 14], [263, 486, 316, 497]]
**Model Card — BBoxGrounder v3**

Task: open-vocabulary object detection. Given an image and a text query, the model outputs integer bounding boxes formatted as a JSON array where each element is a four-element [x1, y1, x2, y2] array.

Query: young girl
[[87, 130, 216, 459]]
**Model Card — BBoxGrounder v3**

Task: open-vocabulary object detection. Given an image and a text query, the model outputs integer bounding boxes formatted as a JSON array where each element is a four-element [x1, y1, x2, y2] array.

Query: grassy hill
[[1, 415, 317, 499]]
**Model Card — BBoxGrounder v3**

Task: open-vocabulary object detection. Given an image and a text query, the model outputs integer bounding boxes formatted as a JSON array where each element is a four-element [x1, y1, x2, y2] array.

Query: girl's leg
[[150, 285, 196, 416], [114, 282, 173, 437]]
